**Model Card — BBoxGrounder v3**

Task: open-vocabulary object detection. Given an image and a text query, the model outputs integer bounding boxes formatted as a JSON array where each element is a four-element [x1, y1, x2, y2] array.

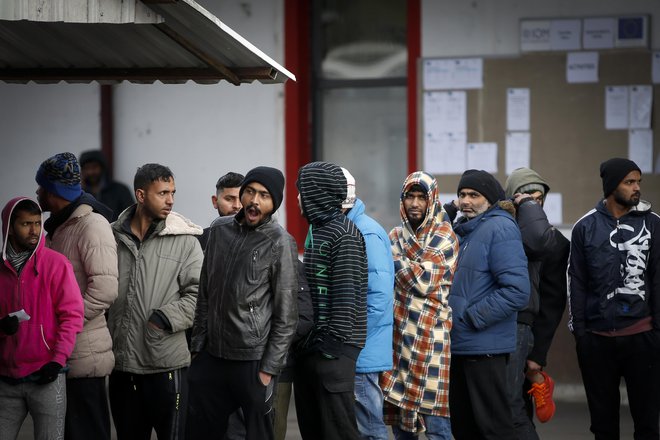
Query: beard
[[613, 189, 640, 207]]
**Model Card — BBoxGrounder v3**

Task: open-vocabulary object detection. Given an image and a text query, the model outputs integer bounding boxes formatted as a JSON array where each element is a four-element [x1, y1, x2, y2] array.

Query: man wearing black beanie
[[569, 158, 660, 439], [187, 166, 299, 440], [448, 169, 530, 439]]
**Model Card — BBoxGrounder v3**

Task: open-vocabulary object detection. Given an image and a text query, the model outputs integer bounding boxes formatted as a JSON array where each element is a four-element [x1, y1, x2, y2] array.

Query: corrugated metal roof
[[0, 0, 295, 85]]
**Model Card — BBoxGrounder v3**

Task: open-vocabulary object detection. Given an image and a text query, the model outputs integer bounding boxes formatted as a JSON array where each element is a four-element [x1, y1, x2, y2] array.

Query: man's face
[[137, 178, 175, 220], [241, 182, 274, 227], [212, 187, 242, 216], [458, 188, 491, 219], [612, 170, 641, 207], [35, 186, 52, 212], [403, 190, 428, 226], [81, 161, 103, 187], [9, 210, 41, 252], [526, 190, 544, 207]]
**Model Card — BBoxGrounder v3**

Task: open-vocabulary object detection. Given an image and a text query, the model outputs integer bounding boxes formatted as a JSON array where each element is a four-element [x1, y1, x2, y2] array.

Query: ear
[[211, 195, 218, 209], [135, 188, 145, 204]]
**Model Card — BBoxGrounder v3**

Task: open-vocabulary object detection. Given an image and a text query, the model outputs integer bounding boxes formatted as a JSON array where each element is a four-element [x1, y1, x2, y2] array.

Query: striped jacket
[[297, 162, 367, 359], [381, 171, 459, 433]]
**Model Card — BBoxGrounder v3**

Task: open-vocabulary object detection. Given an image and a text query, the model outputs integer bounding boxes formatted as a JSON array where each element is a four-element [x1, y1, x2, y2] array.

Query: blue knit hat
[[35, 152, 83, 202]]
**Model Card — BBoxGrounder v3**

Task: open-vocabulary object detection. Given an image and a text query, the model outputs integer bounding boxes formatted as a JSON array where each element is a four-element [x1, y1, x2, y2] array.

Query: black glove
[[0, 315, 19, 335], [36, 362, 63, 385]]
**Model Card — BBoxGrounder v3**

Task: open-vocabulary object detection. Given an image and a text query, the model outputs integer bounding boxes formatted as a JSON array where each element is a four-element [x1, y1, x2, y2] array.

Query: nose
[[166, 194, 174, 205]]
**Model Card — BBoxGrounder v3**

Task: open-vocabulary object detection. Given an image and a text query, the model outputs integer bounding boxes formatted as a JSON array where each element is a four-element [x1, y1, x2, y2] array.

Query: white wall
[[0, 84, 100, 209], [422, 0, 660, 57], [0, 0, 285, 229]]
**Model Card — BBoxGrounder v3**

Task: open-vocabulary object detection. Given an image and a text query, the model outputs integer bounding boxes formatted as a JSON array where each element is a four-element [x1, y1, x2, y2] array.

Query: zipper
[[249, 302, 261, 339]]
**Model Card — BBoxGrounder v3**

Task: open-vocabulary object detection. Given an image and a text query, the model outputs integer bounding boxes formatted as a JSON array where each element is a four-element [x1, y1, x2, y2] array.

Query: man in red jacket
[[0, 197, 83, 439]]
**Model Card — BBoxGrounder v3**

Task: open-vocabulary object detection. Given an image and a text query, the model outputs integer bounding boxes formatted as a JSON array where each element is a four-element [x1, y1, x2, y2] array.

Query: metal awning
[[0, 0, 295, 85]]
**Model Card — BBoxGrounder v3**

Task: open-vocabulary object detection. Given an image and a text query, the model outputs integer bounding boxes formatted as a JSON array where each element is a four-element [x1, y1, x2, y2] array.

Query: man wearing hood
[[295, 161, 368, 440], [448, 169, 530, 440], [340, 167, 394, 440], [187, 166, 298, 440], [108, 163, 203, 440], [35, 152, 119, 440], [569, 158, 660, 439], [504, 168, 570, 435], [0, 197, 83, 439], [79, 150, 134, 222], [380, 171, 458, 439]]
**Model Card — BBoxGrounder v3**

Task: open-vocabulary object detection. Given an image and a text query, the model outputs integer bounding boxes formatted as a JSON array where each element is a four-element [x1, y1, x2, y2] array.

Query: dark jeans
[[186, 352, 276, 440], [109, 368, 188, 440], [576, 331, 660, 440], [65, 376, 111, 440], [449, 354, 515, 440], [505, 323, 539, 440], [294, 352, 361, 440]]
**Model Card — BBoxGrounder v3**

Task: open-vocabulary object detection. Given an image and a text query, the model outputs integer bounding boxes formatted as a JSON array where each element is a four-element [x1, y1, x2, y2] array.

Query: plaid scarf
[[380, 171, 459, 433]]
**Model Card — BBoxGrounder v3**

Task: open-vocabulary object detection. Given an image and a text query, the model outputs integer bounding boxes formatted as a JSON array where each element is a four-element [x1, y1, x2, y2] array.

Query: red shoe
[[527, 371, 556, 423]]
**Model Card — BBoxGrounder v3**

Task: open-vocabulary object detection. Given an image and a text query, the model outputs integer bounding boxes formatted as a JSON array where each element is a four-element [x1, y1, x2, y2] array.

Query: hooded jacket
[[46, 193, 118, 378], [449, 203, 530, 355], [297, 161, 368, 360], [191, 210, 299, 376], [0, 197, 83, 378], [346, 198, 395, 373], [568, 199, 660, 336], [380, 172, 459, 431], [504, 169, 563, 325], [109, 207, 203, 374]]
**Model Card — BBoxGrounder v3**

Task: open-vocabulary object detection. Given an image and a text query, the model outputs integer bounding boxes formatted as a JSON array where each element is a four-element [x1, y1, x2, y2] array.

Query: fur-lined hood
[[159, 211, 203, 236]]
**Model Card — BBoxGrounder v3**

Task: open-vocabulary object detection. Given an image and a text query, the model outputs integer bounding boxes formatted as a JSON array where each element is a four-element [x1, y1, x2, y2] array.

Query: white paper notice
[[583, 18, 615, 49], [550, 19, 581, 51], [653, 52, 660, 84], [424, 91, 467, 136], [8, 309, 30, 322], [605, 86, 629, 130], [566, 52, 599, 83], [629, 85, 652, 129], [507, 88, 530, 131], [467, 143, 498, 173], [423, 58, 483, 90], [543, 193, 563, 225], [628, 129, 653, 174], [424, 132, 467, 175], [521, 20, 551, 52], [506, 132, 531, 175]]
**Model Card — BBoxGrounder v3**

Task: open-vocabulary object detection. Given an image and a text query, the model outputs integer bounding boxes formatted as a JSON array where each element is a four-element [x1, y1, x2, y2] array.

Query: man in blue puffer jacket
[[340, 168, 394, 440], [448, 170, 530, 440]]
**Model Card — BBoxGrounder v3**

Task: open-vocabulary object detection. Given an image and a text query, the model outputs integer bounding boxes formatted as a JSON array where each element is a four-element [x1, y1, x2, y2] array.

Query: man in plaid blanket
[[380, 171, 459, 439]]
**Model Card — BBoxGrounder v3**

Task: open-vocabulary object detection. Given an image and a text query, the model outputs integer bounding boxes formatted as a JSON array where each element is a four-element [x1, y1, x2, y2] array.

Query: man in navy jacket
[[569, 158, 660, 440]]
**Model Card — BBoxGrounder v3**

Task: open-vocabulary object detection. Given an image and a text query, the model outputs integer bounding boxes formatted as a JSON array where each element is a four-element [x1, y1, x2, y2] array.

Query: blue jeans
[[354, 372, 389, 440], [392, 414, 451, 440]]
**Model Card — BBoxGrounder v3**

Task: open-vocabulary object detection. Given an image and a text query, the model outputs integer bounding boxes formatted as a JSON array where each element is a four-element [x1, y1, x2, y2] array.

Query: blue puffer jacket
[[346, 198, 395, 372], [449, 205, 530, 355]]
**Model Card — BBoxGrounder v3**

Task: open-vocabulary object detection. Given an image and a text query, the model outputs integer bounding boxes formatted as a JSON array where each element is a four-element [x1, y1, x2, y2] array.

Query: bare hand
[[259, 371, 272, 386], [526, 360, 542, 371]]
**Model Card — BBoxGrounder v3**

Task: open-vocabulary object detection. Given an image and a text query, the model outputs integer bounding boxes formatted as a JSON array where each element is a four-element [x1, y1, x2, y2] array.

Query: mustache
[[245, 204, 261, 215]]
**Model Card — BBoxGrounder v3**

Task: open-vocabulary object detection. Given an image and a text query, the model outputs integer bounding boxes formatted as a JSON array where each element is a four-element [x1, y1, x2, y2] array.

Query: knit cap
[[600, 158, 641, 198], [340, 167, 356, 209], [239, 166, 285, 212], [457, 169, 505, 205], [35, 152, 83, 202]]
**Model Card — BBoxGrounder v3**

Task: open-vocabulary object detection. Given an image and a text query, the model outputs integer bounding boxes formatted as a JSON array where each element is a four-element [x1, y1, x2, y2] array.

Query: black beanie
[[600, 158, 641, 198], [457, 169, 505, 205], [239, 166, 285, 212]]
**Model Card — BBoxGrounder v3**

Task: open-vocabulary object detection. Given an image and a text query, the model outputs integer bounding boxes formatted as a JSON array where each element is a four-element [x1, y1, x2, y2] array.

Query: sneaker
[[527, 370, 556, 423]]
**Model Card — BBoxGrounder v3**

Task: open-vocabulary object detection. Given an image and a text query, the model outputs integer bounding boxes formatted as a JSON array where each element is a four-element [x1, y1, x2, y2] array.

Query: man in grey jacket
[[108, 163, 203, 440], [187, 166, 298, 440]]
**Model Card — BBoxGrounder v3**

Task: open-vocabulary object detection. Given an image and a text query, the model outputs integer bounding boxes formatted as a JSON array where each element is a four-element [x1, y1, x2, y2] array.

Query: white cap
[[341, 167, 356, 209]]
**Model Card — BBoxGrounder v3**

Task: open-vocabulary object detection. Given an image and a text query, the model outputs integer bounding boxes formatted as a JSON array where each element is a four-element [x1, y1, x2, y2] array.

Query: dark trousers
[[505, 323, 539, 440], [576, 331, 660, 440], [449, 354, 516, 440], [186, 352, 276, 440], [109, 368, 188, 440], [294, 352, 360, 440], [64, 376, 111, 440]]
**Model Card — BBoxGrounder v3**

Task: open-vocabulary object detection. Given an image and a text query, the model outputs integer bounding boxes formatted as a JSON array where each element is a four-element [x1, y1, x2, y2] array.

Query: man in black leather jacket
[[186, 166, 299, 440]]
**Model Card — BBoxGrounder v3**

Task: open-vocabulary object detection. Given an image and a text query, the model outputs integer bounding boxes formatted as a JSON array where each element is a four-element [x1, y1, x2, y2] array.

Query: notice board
[[419, 51, 660, 226]]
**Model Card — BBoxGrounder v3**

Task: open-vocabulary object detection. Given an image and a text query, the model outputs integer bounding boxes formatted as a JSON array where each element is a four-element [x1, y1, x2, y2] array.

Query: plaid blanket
[[380, 171, 459, 434]]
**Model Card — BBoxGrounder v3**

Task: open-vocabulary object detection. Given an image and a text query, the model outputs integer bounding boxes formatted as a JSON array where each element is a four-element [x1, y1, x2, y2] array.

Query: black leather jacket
[[191, 211, 299, 376]]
